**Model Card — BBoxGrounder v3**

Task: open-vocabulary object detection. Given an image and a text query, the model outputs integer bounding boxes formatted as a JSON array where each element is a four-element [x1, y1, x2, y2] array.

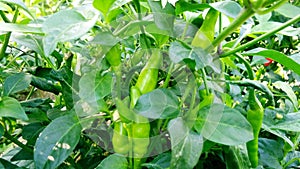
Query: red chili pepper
[[264, 58, 273, 66]]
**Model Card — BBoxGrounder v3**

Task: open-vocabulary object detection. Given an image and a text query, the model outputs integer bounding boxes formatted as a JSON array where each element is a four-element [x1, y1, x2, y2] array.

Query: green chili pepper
[[132, 115, 150, 169], [246, 89, 264, 168], [135, 50, 162, 94], [112, 121, 130, 155], [127, 50, 163, 168], [192, 8, 219, 49]]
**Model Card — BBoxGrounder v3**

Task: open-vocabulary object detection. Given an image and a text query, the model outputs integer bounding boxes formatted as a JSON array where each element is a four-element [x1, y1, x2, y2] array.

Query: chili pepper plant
[[0, 0, 300, 169]]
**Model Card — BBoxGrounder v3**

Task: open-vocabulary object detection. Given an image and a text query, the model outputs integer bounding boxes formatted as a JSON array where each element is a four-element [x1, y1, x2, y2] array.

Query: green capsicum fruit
[[246, 89, 264, 168]]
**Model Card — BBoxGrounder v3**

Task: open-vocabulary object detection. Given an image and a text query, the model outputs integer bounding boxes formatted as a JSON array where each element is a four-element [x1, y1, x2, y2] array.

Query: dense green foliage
[[0, 0, 300, 168]]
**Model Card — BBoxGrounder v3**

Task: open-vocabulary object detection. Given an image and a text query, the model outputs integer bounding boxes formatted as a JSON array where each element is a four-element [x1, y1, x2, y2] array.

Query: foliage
[[0, 0, 300, 169]]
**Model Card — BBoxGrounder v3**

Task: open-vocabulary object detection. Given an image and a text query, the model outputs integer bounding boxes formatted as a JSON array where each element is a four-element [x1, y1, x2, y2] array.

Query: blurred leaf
[[224, 146, 251, 169], [3, 73, 31, 96], [283, 151, 300, 168], [93, 0, 117, 16], [251, 22, 300, 36], [11, 148, 33, 161], [175, 1, 209, 15], [142, 152, 171, 169], [168, 117, 203, 169], [34, 113, 82, 169], [148, 0, 175, 32], [0, 96, 28, 120], [0, 23, 42, 34], [135, 88, 179, 119], [243, 48, 300, 76], [255, 13, 272, 23], [258, 138, 283, 169], [0, 0, 34, 19], [210, 1, 242, 18], [42, 9, 97, 56], [92, 31, 119, 47], [22, 123, 44, 141], [79, 71, 112, 106], [95, 154, 128, 169], [11, 34, 44, 57], [275, 3, 300, 18], [195, 104, 253, 145], [169, 41, 213, 70], [30, 76, 62, 95], [270, 113, 300, 132], [273, 81, 298, 111]]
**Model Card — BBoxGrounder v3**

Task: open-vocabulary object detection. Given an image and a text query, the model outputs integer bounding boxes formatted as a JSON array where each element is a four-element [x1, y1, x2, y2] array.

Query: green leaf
[[258, 138, 283, 169], [210, 1, 242, 18], [195, 104, 253, 145], [0, 0, 34, 19], [11, 34, 45, 57], [134, 88, 179, 119], [142, 152, 171, 169], [79, 71, 112, 106], [0, 23, 43, 34], [95, 154, 128, 169], [92, 31, 119, 47], [93, 0, 117, 16], [275, 3, 300, 18], [168, 117, 203, 169], [0, 96, 28, 120], [270, 113, 300, 132], [169, 41, 213, 70], [251, 22, 300, 36], [3, 73, 31, 96], [148, 0, 175, 32], [243, 48, 300, 76], [42, 9, 98, 56], [224, 146, 251, 169], [175, 1, 209, 15], [34, 113, 82, 169], [273, 81, 298, 110]]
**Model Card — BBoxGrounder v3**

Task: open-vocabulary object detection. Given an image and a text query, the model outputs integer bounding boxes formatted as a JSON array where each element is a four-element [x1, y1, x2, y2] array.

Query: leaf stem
[[3, 132, 33, 153], [220, 14, 300, 58]]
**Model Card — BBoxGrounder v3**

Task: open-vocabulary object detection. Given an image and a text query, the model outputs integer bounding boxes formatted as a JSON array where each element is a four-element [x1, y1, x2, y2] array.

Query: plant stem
[[200, 68, 210, 94], [0, 8, 19, 61], [0, 11, 11, 22], [220, 14, 300, 58], [163, 63, 174, 88], [3, 132, 33, 153], [209, 8, 255, 49]]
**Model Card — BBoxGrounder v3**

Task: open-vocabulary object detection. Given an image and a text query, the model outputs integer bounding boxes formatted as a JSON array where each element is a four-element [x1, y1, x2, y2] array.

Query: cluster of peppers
[[107, 45, 162, 168], [105, 2, 274, 168]]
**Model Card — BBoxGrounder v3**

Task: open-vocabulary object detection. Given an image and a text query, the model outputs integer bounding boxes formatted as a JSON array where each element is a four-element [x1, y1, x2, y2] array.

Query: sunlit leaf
[[95, 154, 128, 169], [195, 104, 253, 145], [0, 96, 28, 120], [34, 113, 82, 169], [3, 73, 31, 96], [135, 88, 180, 119], [168, 117, 203, 169]]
